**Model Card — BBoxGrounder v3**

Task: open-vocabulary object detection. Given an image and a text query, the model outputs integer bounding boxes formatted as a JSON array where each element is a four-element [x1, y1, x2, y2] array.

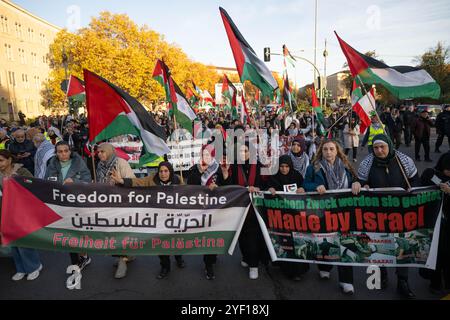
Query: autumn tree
[[414, 42, 450, 103], [45, 12, 221, 113]]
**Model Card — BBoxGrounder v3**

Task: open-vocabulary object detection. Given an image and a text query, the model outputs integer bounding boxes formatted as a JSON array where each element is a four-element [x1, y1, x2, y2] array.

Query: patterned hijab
[[96, 144, 118, 184]]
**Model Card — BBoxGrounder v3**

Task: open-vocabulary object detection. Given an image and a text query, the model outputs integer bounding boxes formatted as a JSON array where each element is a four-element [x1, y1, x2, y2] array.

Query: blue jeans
[[11, 247, 41, 273]]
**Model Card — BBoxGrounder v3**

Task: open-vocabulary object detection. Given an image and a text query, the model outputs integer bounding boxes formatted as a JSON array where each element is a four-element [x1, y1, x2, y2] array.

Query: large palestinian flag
[[84, 69, 169, 165], [66, 75, 85, 102], [153, 60, 197, 134], [220, 7, 278, 97], [0, 177, 251, 256], [335, 32, 441, 100]]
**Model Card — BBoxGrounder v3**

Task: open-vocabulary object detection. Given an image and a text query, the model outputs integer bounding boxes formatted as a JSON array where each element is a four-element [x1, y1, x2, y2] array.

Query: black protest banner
[[252, 187, 443, 268]]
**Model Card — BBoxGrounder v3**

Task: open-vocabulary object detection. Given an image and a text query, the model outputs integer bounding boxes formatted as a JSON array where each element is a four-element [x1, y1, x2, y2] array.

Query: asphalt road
[[1, 132, 449, 300]]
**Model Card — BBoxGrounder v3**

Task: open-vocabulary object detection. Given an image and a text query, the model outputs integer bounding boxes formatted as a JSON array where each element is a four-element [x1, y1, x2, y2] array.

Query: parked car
[[416, 104, 442, 123]]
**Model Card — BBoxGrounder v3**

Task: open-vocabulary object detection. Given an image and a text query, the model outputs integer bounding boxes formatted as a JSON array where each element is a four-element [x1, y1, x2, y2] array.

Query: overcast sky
[[13, 0, 450, 88]]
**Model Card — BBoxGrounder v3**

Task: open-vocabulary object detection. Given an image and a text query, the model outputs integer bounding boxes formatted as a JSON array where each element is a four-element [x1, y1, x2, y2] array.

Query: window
[[15, 22, 22, 38], [22, 74, 29, 89], [1, 15, 9, 33], [28, 28, 34, 41], [31, 52, 37, 66], [39, 33, 46, 45], [34, 76, 40, 89], [0, 15, 9, 33], [18, 48, 26, 64], [5, 44, 13, 60], [8, 71, 16, 87]]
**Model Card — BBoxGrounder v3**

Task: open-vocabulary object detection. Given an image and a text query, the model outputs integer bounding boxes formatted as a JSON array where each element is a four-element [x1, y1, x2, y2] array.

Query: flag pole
[[172, 111, 184, 184], [355, 75, 412, 190], [91, 143, 97, 183], [326, 104, 353, 136], [311, 88, 316, 138]]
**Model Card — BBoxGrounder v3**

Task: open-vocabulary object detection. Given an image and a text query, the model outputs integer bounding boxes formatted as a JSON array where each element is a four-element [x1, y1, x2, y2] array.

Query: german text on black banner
[[252, 187, 443, 268], [0, 177, 250, 256]]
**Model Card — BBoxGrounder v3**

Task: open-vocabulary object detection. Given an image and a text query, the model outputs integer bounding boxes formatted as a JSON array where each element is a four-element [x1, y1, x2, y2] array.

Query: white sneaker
[[12, 273, 26, 281], [249, 267, 259, 280], [26, 264, 43, 281], [241, 261, 249, 268], [340, 282, 355, 295], [319, 271, 330, 279]]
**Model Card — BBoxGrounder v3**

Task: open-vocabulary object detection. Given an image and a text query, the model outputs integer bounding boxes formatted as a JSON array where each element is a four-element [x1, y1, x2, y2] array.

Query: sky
[[12, 0, 450, 88]]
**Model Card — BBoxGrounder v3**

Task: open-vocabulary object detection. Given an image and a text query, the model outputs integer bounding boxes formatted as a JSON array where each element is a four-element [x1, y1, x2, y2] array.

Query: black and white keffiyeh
[[358, 151, 417, 182], [319, 158, 348, 190]]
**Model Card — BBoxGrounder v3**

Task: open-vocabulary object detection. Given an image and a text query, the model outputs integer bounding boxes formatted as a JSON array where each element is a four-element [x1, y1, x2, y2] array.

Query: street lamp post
[[323, 39, 328, 108], [265, 51, 323, 137]]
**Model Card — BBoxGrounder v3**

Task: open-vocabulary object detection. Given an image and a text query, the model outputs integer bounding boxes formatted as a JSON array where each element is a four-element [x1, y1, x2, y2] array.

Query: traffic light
[[264, 47, 271, 62]]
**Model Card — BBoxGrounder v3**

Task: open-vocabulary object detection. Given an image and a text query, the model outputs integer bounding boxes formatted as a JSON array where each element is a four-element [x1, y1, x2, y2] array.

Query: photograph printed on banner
[[313, 233, 341, 262], [269, 230, 293, 259], [292, 233, 317, 260], [395, 229, 433, 265], [339, 232, 396, 264]]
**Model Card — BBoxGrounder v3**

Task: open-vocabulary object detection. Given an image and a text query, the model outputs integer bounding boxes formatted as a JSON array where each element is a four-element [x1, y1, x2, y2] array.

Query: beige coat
[[114, 158, 136, 181], [128, 173, 184, 187], [343, 123, 360, 148]]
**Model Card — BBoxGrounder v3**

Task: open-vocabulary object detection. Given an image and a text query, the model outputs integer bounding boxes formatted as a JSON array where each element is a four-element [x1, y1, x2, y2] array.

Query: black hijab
[[154, 161, 180, 185], [269, 155, 303, 191], [372, 134, 396, 167]]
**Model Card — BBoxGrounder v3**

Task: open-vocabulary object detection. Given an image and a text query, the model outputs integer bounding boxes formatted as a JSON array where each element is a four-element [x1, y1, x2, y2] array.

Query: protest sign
[[1, 177, 250, 256], [166, 139, 208, 172], [252, 187, 443, 268]]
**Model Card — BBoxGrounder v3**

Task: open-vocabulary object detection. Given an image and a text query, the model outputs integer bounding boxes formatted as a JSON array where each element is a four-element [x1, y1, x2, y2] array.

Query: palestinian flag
[[192, 81, 203, 96], [66, 75, 85, 102], [222, 74, 236, 104], [222, 74, 239, 120], [283, 44, 296, 68], [220, 7, 278, 97], [186, 87, 198, 107], [152, 60, 197, 134], [335, 32, 441, 99], [202, 90, 216, 109], [240, 95, 251, 125], [84, 69, 169, 165], [255, 89, 260, 105], [351, 81, 376, 134], [311, 85, 326, 134], [275, 88, 282, 105], [282, 71, 295, 113], [0, 177, 251, 256]]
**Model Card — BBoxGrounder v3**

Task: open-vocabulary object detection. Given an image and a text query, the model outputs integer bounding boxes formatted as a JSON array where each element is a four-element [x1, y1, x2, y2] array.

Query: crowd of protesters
[[0, 103, 449, 299]]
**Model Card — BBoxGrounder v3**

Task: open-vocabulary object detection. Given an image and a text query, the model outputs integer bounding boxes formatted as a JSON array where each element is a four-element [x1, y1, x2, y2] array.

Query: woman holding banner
[[45, 141, 93, 273], [226, 142, 269, 280], [187, 144, 229, 280], [0, 150, 43, 281], [356, 134, 420, 299], [111, 161, 186, 280], [420, 152, 450, 294], [303, 139, 360, 295], [96, 143, 136, 279], [267, 155, 308, 281], [287, 137, 309, 178]]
